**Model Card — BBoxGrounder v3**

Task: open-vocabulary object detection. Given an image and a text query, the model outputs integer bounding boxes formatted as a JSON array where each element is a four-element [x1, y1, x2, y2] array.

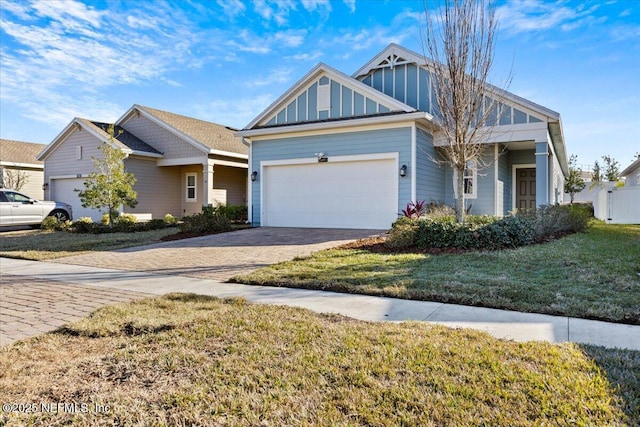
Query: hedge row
[[387, 203, 593, 251]]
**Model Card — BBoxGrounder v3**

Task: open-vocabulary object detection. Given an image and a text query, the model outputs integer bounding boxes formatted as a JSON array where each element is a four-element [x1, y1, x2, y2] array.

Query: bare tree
[[422, 0, 508, 222], [1, 168, 29, 191]]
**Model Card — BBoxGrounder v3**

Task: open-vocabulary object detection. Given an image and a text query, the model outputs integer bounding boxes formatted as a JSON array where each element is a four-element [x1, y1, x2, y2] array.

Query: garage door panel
[[51, 178, 103, 221], [263, 159, 397, 229]]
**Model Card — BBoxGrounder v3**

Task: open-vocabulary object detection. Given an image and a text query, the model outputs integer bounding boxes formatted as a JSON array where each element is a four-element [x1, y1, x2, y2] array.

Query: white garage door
[[263, 158, 398, 229], [51, 178, 103, 221]]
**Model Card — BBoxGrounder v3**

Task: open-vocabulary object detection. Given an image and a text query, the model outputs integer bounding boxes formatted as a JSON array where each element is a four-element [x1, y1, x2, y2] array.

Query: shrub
[[386, 220, 419, 249], [163, 213, 178, 225], [519, 204, 593, 241], [41, 216, 59, 231], [73, 217, 96, 234], [401, 200, 426, 219], [214, 204, 248, 223], [425, 202, 456, 220], [180, 209, 231, 235], [147, 219, 167, 230]]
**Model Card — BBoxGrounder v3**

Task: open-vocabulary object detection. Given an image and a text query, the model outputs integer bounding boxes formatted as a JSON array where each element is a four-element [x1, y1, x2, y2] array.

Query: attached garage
[[50, 178, 102, 221], [261, 155, 398, 229]]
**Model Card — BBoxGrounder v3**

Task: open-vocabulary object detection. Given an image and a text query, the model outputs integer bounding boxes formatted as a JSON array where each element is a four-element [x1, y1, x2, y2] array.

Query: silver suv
[[0, 189, 73, 227]]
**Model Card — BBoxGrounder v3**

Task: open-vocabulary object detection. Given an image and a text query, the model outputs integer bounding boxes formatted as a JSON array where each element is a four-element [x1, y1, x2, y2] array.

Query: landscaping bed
[[1, 294, 637, 426]]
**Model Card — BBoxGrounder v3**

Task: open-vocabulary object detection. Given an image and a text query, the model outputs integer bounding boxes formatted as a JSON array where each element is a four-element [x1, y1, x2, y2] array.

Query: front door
[[516, 168, 536, 210]]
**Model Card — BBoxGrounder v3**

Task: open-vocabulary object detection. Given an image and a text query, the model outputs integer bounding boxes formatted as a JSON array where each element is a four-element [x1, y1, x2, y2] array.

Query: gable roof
[[118, 105, 248, 158], [37, 118, 163, 161], [242, 62, 417, 130], [621, 158, 640, 177], [0, 139, 45, 167], [90, 121, 161, 155]]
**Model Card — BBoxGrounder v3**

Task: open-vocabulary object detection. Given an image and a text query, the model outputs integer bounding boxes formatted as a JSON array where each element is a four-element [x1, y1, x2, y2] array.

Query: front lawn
[[0, 228, 177, 260], [234, 222, 640, 324], [1, 294, 637, 426]]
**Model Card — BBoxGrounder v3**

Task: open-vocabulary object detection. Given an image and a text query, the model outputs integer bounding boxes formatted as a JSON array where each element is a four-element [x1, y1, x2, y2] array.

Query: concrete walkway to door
[[53, 227, 383, 281]]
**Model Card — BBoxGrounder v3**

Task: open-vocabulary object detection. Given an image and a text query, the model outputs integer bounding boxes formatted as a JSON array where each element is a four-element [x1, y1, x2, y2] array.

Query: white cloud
[[301, 0, 332, 12], [286, 51, 323, 61], [496, 0, 601, 34], [252, 0, 297, 26], [227, 29, 307, 53], [0, 0, 203, 127], [217, 0, 247, 19], [244, 68, 293, 87], [343, 0, 356, 13]]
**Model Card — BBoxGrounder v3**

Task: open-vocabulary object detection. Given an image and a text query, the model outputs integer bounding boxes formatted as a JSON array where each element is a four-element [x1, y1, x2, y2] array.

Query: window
[[463, 161, 477, 199], [186, 173, 197, 201]]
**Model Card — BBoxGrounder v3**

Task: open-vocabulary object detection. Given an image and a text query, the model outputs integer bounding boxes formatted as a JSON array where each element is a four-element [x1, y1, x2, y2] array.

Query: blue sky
[[1, 0, 638, 170]]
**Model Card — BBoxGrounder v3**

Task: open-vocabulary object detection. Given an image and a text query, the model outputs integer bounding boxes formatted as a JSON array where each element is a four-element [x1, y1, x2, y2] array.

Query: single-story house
[[236, 43, 569, 229], [0, 139, 45, 199], [621, 158, 640, 187], [37, 105, 248, 221]]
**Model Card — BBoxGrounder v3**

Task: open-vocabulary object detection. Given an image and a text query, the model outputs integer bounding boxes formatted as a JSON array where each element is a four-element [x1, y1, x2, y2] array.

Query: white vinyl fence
[[592, 186, 640, 224]]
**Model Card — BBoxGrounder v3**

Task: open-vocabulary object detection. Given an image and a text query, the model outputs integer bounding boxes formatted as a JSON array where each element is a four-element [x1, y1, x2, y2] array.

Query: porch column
[[203, 159, 215, 206], [535, 141, 549, 207]]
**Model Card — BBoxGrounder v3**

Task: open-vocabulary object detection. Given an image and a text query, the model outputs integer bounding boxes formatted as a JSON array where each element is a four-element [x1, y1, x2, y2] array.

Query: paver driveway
[[53, 227, 382, 281]]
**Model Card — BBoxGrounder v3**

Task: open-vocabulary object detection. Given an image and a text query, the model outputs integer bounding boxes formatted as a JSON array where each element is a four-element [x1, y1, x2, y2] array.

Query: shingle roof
[[0, 139, 45, 165], [137, 105, 248, 155], [89, 121, 162, 155]]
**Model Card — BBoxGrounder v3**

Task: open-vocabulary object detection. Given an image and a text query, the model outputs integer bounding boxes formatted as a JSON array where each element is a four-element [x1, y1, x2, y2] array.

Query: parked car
[[0, 189, 73, 227]]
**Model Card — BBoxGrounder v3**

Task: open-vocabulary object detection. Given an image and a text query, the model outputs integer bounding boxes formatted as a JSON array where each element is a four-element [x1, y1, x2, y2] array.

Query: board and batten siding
[[264, 77, 394, 126], [250, 127, 412, 226], [415, 127, 444, 204], [121, 114, 204, 160], [124, 156, 181, 218]]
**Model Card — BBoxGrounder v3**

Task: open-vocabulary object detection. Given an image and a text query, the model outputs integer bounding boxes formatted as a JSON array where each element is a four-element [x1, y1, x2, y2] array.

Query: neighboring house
[[37, 105, 248, 221], [621, 158, 640, 187], [0, 139, 45, 199], [236, 44, 569, 229]]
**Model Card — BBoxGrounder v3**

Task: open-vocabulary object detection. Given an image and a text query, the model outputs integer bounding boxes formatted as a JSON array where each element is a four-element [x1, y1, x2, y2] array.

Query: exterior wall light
[[400, 164, 407, 177], [250, 171, 258, 182]]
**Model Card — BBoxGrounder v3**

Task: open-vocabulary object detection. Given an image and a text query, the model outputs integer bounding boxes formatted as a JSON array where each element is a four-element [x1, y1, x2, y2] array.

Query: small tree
[[422, 0, 508, 222], [602, 155, 620, 182], [76, 125, 137, 227], [563, 154, 585, 203], [1, 169, 29, 191]]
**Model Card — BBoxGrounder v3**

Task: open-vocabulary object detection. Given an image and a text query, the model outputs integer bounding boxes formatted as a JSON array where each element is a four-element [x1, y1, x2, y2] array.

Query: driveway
[[53, 227, 382, 281]]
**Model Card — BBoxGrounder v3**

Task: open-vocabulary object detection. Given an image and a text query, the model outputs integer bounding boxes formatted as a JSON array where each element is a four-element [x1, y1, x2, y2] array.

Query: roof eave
[[621, 158, 640, 176], [237, 111, 432, 138]]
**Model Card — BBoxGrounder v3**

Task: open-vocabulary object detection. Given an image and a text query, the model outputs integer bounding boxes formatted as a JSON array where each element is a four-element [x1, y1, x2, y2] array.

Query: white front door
[[262, 157, 398, 229]]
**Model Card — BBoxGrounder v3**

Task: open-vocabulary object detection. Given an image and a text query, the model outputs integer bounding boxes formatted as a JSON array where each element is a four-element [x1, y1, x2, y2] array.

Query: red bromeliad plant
[[402, 200, 426, 219]]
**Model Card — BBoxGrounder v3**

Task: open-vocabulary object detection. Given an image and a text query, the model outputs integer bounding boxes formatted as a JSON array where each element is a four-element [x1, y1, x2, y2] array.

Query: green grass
[[234, 222, 640, 324], [1, 294, 637, 426], [0, 228, 177, 260]]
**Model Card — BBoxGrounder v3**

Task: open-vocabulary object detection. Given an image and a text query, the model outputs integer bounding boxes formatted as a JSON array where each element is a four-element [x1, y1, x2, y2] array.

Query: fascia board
[[125, 105, 211, 155], [236, 111, 430, 138], [37, 119, 80, 160], [621, 158, 640, 177]]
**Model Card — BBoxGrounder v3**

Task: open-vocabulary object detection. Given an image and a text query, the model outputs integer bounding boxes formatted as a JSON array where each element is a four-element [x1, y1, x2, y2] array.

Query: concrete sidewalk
[[2, 257, 639, 350]]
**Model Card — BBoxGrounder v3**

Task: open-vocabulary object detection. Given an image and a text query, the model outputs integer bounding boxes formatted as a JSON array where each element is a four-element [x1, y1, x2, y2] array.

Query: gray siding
[[124, 156, 181, 218], [251, 127, 412, 225], [121, 114, 205, 160], [415, 128, 444, 203], [509, 149, 535, 165]]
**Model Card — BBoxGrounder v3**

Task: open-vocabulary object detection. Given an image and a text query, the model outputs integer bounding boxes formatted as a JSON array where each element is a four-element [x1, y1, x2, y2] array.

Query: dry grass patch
[[1, 294, 635, 426]]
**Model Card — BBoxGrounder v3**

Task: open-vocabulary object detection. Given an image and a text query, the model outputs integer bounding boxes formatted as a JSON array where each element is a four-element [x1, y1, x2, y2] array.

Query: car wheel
[[49, 210, 70, 222]]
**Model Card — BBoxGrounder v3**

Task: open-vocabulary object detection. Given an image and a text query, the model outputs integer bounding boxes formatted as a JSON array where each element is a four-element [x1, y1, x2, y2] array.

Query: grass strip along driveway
[[234, 222, 640, 325], [1, 294, 638, 426]]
